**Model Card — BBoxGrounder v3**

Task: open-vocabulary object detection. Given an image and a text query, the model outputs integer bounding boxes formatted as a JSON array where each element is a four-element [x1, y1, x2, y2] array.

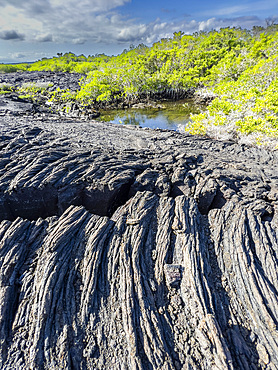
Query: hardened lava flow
[[0, 97, 278, 369]]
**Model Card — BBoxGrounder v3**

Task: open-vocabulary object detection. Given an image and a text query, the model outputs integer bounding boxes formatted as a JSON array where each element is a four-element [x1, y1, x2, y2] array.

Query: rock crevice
[[0, 113, 278, 369]]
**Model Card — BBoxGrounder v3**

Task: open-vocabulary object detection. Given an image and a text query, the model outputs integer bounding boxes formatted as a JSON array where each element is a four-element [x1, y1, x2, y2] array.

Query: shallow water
[[97, 99, 203, 132]]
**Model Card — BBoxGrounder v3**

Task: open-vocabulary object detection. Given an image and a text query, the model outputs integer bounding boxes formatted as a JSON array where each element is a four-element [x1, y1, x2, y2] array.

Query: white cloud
[[35, 33, 53, 42], [0, 0, 132, 43], [0, 50, 52, 61], [199, 18, 218, 31], [211, 5, 251, 17], [11, 52, 27, 59], [201, 0, 278, 17], [0, 4, 43, 35], [72, 38, 86, 45], [197, 16, 263, 32], [0, 0, 272, 61]]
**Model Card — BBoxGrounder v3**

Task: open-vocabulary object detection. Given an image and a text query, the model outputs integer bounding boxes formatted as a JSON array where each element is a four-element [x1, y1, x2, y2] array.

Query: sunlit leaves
[[189, 31, 278, 147], [1, 26, 278, 147]]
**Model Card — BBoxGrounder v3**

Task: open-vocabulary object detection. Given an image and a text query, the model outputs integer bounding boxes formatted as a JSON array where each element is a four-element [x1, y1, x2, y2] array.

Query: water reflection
[[97, 99, 203, 131]]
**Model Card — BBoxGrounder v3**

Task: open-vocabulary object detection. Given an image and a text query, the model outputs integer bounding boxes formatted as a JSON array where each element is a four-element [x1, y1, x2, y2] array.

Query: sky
[[0, 0, 277, 63]]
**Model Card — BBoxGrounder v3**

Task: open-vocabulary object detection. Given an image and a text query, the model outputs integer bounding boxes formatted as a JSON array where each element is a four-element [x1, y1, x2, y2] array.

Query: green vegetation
[[0, 63, 30, 73], [0, 83, 14, 94], [18, 82, 54, 101], [1, 25, 278, 147], [29, 53, 111, 73], [189, 28, 278, 147]]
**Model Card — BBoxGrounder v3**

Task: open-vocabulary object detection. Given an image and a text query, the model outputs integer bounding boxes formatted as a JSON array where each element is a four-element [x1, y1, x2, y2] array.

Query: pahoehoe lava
[[1, 84, 278, 369]]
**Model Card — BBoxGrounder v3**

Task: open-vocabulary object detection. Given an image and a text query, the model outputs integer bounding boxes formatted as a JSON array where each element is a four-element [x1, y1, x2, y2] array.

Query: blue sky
[[0, 0, 277, 63]]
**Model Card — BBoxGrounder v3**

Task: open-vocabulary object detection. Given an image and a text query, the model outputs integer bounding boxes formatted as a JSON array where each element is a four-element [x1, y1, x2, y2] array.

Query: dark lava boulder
[[0, 71, 83, 91], [0, 71, 97, 118], [0, 110, 278, 369]]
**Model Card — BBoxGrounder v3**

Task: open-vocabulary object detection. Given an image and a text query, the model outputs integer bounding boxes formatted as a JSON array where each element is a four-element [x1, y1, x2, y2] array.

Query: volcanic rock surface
[[0, 74, 278, 369], [0, 71, 87, 118], [0, 71, 83, 91]]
